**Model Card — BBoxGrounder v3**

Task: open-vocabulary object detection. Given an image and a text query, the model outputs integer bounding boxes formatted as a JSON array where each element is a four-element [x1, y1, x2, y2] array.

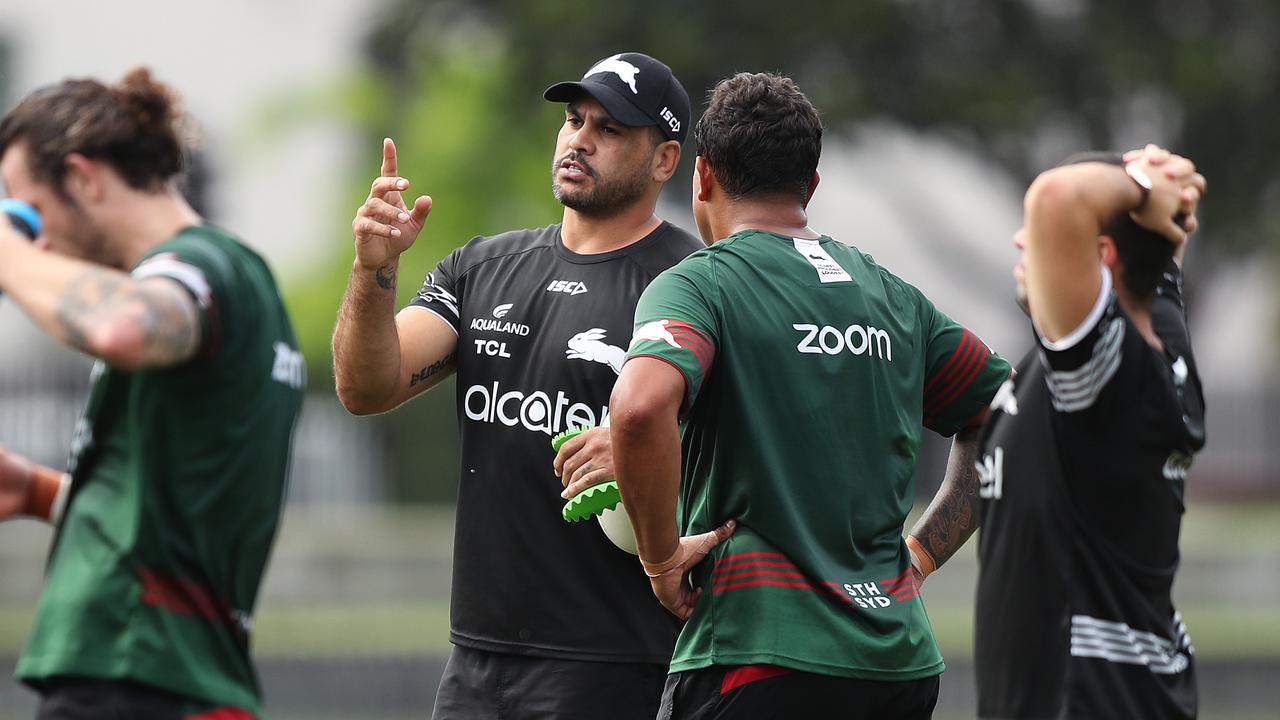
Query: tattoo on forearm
[[922, 481, 979, 566], [56, 269, 199, 364], [375, 264, 397, 291], [55, 271, 121, 350], [409, 353, 455, 387], [912, 426, 984, 568]]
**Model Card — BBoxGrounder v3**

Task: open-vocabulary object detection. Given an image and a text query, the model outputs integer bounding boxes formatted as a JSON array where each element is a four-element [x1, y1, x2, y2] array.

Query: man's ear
[[694, 156, 716, 201], [1098, 234, 1120, 269], [803, 170, 820, 208], [651, 139, 681, 183], [62, 153, 105, 203]]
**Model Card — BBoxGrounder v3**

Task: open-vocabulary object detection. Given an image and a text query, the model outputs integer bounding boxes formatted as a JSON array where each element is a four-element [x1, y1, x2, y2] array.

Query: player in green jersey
[[610, 72, 1011, 719], [0, 68, 303, 719]]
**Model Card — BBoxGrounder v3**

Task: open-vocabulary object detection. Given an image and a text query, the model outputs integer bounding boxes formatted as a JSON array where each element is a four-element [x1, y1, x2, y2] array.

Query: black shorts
[[34, 676, 253, 720], [658, 664, 940, 720], [431, 645, 668, 720]]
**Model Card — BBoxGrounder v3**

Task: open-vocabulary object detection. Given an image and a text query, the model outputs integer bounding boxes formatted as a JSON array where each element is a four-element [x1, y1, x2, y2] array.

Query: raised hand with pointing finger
[[351, 138, 433, 272], [332, 53, 703, 720]]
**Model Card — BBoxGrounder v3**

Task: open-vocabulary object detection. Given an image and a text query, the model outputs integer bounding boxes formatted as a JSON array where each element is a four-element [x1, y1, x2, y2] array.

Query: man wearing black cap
[[332, 52, 700, 718]]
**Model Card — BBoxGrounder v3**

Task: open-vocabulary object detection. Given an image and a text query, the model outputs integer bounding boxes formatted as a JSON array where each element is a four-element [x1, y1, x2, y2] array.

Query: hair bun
[[114, 67, 177, 133]]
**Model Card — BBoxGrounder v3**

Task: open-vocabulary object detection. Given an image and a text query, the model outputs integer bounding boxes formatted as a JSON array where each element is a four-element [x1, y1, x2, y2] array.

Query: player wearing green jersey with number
[[611, 72, 1011, 719], [0, 69, 304, 719]]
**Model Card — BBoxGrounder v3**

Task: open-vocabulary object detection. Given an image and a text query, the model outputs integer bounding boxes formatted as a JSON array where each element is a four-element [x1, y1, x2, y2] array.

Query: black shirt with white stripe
[[406, 222, 700, 663], [975, 264, 1205, 719]]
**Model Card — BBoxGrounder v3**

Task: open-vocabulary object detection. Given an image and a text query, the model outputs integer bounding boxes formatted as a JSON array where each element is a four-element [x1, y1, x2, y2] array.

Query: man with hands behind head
[[332, 52, 701, 719], [972, 145, 1207, 720]]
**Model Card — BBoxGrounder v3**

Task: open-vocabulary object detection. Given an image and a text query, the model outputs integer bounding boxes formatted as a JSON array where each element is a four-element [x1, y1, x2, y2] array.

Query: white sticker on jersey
[[792, 238, 852, 284]]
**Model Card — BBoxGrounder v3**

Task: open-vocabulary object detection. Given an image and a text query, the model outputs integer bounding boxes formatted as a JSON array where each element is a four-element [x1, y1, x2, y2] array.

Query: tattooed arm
[[907, 421, 986, 584], [332, 138, 452, 415], [0, 234, 200, 370], [332, 258, 458, 415]]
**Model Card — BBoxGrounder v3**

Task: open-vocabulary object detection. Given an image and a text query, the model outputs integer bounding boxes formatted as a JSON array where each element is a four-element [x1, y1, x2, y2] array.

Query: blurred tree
[[278, 12, 568, 500], [384, 0, 1274, 254], [283, 0, 1277, 499]]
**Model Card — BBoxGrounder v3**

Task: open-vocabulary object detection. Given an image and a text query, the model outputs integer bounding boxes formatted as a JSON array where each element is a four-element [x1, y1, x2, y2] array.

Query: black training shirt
[[975, 263, 1205, 719], [408, 221, 700, 662]]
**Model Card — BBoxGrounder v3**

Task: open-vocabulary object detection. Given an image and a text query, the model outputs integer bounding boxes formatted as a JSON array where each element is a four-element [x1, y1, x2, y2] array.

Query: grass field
[[2, 600, 1274, 660], [1, 502, 1277, 717], [1, 503, 1277, 659]]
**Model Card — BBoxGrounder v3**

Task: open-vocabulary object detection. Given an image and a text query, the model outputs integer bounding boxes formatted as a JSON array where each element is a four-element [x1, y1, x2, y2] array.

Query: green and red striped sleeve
[[625, 262, 719, 409], [920, 299, 1010, 436]]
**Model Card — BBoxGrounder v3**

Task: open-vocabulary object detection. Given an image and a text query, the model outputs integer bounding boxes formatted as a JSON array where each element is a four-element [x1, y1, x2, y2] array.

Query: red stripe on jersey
[[924, 331, 976, 396], [138, 567, 233, 627], [925, 331, 981, 411], [715, 551, 789, 564], [880, 567, 914, 593], [720, 665, 795, 694], [716, 575, 916, 609], [665, 321, 712, 354], [713, 558, 801, 575], [185, 708, 255, 720], [894, 586, 920, 602], [712, 568, 808, 584], [713, 578, 817, 593], [925, 333, 983, 413], [926, 335, 990, 419], [668, 324, 715, 372], [822, 584, 859, 606]]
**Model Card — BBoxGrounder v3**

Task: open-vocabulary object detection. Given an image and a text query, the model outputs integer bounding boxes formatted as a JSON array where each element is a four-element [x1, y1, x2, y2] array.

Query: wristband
[[23, 467, 71, 525], [1124, 163, 1153, 211], [640, 546, 683, 578], [905, 534, 936, 580]]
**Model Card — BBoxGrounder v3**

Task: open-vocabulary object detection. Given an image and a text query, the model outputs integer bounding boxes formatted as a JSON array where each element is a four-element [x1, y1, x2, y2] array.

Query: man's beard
[[62, 198, 114, 267], [551, 151, 651, 218]]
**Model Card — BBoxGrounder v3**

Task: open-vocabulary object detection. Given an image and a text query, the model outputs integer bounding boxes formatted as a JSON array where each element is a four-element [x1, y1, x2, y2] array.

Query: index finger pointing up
[[381, 137, 398, 177]]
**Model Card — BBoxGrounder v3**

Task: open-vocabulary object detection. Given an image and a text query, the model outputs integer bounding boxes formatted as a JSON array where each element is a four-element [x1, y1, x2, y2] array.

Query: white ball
[[597, 503, 638, 555]]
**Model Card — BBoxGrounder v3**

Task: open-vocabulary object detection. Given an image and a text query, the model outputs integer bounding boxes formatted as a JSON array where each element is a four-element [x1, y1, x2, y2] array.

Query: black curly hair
[[693, 72, 823, 201], [1061, 151, 1182, 302]]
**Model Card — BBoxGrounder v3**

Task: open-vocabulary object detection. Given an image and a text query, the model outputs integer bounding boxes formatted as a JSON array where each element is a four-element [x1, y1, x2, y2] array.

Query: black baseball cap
[[543, 52, 691, 144]]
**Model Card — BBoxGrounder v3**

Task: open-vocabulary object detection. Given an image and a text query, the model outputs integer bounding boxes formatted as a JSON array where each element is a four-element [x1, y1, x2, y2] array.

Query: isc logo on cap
[[660, 106, 680, 133]]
